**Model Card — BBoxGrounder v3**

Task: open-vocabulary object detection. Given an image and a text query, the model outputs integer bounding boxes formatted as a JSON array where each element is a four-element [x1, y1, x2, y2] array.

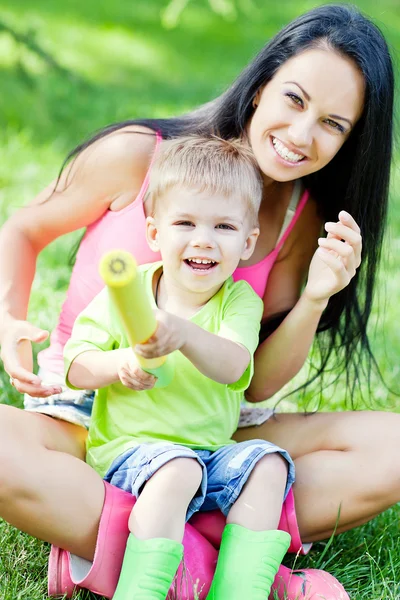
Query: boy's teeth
[[272, 137, 305, 163], [190, 259, 213, 264]]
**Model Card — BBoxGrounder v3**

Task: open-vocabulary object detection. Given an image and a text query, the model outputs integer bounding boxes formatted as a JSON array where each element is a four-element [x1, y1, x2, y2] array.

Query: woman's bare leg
[[0, 404, 103, 560], [234, 411, 400, 542]]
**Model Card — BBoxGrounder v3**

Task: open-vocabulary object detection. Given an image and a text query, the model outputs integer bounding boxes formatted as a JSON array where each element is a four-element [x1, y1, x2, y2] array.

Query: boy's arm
[[64, 288, 121, 390], [180, 320, 250, 384], [67, 348, 130, 389], [136, 284, 263, 386]]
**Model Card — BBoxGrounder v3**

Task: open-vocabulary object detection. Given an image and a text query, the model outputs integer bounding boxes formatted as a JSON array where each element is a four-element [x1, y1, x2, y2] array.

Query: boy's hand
[[117, 348, 157, 391], [304, 211, 362, 307], [135, 309, 187, 359]]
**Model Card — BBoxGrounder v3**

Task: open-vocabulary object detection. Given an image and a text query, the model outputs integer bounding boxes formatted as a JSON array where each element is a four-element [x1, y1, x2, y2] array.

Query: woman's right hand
[[0, 319, 62, 397], [0, 128, 157, 397]]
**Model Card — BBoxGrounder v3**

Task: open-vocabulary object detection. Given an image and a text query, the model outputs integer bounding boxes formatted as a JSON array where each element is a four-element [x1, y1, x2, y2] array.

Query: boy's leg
[[129, 456, 203, 541], [109, 444, 205, 600], [203, 440, 293, 599], [226, 452, 288, 530]]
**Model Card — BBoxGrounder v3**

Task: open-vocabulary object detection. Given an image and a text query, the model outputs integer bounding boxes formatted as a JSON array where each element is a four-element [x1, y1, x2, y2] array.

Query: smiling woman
[[0, 4, 397, 600], [249, 49, 365, 177]]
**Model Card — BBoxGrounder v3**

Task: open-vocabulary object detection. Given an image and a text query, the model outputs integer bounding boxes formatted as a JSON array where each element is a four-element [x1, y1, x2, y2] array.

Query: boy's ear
[[146, 216, 159, 251], [241, 227, 259, 261]]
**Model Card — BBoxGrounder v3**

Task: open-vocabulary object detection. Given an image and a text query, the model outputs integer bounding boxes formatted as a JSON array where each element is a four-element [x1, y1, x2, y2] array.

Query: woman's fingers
[[1, 323, 49, 384], [3, 359, 41, 386], [11, 378, 62, 397], [324, 220, 362, 266], [339, 210, 361, 234], [318, 237, 357, 275], [316, 247, 349, 278], [324, 222, 360, 245]]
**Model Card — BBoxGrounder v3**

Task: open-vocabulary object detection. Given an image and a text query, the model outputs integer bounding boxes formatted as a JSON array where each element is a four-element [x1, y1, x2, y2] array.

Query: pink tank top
[[38, 133, 309, 373]]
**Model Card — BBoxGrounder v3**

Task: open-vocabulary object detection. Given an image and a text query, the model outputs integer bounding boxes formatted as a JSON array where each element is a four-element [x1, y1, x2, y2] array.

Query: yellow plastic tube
[[99, 250, 173, 387]]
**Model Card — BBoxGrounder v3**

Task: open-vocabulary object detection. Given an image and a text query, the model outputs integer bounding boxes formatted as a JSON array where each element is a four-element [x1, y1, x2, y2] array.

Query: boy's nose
[[190, 232, 216, 249]]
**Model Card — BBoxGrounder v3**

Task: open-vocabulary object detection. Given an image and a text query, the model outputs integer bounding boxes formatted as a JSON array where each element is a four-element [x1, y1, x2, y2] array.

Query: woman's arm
[[0, 127, 157, 396], [247, 203, 361, 402]]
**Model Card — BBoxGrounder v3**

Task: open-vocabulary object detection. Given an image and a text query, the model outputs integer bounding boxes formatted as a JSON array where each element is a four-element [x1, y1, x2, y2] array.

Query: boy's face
[[146, 186, 259, 295]]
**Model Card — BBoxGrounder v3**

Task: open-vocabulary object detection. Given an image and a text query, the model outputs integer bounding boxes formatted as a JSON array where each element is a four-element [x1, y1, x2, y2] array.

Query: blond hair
[[146, 136, 263, 225]]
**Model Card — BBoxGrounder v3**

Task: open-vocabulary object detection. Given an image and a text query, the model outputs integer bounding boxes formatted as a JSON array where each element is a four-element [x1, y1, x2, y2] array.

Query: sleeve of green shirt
[[219, 281, 264, 392], [64, 288, 119, 390]]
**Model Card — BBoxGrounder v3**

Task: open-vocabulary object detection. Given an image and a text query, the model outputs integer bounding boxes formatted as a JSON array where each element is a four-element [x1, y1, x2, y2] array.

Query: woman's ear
[[252, 90, 261, 109], [241, 227, 260, 261], [252, 85, 266, 109], [146, 216, 159, 252]]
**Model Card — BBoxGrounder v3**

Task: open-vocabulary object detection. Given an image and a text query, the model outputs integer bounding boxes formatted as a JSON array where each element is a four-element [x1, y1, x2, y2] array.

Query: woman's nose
[[287, 115, 314, 149]]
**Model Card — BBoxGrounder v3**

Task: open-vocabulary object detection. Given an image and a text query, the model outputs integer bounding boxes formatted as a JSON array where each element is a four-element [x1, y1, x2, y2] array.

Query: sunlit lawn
[[0, 0, 399, 597]]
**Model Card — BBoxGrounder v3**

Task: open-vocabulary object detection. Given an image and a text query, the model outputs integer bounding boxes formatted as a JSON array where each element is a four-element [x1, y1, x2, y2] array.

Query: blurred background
[[0, 0, 398, 409], [0, 2, 399, 598]]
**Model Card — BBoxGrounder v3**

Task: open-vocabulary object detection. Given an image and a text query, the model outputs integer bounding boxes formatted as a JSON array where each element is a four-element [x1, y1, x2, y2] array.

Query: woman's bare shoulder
[[59, 125, 158, 195], [9, 126, 159, 250]]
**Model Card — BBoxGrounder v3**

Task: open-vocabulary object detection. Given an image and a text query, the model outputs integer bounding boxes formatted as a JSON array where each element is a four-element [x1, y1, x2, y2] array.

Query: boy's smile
[[146, 186, 259, 310], [183, 257, 219, 274]]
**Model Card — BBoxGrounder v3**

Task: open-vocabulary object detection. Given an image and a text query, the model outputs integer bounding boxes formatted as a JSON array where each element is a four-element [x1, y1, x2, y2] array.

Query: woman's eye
[[216, 223, 235, 230], [324, 118, 346, 134], [286, 92, 304, 107]]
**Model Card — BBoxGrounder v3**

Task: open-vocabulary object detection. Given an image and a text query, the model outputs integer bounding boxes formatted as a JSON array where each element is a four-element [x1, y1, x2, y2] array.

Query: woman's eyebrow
[[327, 114, 353, 128], [284, 81, 311, 101], [284, 81, 353, 128]]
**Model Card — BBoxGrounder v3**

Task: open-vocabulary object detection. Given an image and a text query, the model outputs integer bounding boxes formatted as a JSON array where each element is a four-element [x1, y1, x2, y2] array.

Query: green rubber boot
[[112, 533, 183, 600], [206, 525, 291, 600]]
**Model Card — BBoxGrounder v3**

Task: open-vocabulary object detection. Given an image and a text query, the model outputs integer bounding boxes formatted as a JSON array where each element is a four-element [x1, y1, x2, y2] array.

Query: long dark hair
[[64, 4, 395, 403]]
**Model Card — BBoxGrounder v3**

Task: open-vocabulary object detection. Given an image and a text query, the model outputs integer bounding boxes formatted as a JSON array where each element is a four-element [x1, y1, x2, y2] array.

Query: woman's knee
[[0, 404, 86, 456], [0, 405, 85, 494]]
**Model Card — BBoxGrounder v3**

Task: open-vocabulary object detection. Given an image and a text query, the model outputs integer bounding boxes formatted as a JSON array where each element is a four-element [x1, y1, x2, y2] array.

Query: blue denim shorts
[[23, 369, 276, 431], [104, 439, 295, 520], [24, 369, 93, 428]]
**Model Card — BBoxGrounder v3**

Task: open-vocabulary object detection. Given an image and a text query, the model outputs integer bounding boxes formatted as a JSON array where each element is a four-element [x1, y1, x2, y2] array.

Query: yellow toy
[[99, 250, 173, 388]]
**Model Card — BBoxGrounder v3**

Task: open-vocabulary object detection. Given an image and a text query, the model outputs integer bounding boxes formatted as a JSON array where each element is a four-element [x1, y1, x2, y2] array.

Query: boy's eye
[[175, 221, 194, 227], [286, 92, 304, 107], [216, 223, 236, 231], [324, 118, 346, 134]]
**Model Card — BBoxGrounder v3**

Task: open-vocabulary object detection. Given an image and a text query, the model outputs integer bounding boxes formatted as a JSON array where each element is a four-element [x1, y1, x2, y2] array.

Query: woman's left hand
[[304, 210, 362, 306], [135, 309, 187, 359]]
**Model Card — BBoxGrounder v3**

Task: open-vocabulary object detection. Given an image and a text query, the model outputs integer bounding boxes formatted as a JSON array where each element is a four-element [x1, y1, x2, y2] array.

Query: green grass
[[0, 0, 400, 598]]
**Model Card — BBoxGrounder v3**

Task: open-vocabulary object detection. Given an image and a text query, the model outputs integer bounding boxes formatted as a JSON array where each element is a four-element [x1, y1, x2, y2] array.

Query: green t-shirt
[[64, 262, 263, 478]]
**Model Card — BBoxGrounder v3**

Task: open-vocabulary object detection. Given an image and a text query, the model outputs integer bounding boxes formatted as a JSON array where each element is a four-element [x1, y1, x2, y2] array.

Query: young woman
[[0, 4, 396, 598]]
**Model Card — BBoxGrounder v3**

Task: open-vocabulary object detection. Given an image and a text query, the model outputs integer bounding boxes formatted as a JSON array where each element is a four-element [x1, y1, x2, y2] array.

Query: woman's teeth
[[272, 137, 305, 163]]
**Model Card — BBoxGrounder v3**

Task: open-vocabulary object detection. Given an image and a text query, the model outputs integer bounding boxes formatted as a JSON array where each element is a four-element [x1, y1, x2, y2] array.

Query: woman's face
[[248, 48, 365, 182]]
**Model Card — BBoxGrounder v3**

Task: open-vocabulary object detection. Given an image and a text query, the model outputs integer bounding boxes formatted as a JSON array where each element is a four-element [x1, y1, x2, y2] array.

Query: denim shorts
[[23, 369, 276, 430], [23, 369, 93, 429], [104, 439, 295, 520]]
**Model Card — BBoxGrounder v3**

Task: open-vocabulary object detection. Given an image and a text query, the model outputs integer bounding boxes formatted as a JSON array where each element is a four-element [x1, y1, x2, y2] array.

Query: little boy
[[64, 136, 295, 600]]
